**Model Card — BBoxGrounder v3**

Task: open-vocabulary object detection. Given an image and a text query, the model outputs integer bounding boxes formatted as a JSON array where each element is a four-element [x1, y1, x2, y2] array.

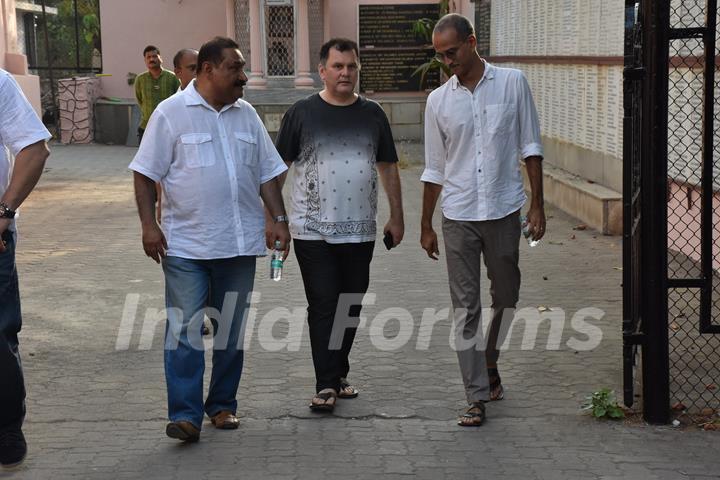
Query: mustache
[[234, 80, 246, 88]]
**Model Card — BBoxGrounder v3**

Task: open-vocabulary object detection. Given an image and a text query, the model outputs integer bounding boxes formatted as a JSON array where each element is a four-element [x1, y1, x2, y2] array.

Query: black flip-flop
[[338, 378, 359, 399], [309, 389, 337, 412]]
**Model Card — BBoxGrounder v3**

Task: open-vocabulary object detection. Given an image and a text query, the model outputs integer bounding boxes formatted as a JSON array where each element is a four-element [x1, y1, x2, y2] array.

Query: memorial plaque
[[359, 49, 439, 93], [475, 0, 491, 56], [358, 4, 439, 48], [358, 4, 440, 92]]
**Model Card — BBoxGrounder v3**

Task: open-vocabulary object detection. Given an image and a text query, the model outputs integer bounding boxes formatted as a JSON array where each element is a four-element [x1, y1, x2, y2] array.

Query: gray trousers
[[442, 210, 521, 404]]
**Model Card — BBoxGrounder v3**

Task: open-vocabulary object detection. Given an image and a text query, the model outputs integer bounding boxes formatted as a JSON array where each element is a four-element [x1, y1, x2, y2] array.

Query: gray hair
[[433, 13, 475, 40]]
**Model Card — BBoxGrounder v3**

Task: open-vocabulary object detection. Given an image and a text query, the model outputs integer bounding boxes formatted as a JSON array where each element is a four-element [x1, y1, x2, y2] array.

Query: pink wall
[[1, 0, 42, 115], [667, 181, 720, 272], [325, 0, 474, 43], [98, 0, 234, 99]]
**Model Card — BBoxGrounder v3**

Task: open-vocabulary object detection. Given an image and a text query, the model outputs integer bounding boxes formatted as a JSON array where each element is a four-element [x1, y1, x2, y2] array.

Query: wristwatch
[[0, 202, 15, 219], [273, 215, 288, 223]]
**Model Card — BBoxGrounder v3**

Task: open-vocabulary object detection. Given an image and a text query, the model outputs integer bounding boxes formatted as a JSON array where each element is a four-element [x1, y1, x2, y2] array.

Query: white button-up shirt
[[129, 81, 287, 259], [0, 69, 52, 233], [421, 62, 543, 221]]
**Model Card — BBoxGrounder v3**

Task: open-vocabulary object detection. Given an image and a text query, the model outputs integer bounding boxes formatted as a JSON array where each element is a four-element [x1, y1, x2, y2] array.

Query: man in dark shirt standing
[[275, 38, 404, 412]]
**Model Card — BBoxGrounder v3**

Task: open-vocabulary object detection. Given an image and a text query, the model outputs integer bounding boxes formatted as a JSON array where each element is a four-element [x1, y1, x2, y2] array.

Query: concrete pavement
[[4, 143, 720, 479]]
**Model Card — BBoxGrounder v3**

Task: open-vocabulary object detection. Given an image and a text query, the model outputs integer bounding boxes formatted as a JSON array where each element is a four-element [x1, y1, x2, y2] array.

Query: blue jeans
[[161, 255, 256, 429], [0, 230, 25, 431]]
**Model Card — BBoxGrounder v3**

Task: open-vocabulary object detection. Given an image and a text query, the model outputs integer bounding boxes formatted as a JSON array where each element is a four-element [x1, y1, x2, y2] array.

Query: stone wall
[[58, 77, 101, 144]]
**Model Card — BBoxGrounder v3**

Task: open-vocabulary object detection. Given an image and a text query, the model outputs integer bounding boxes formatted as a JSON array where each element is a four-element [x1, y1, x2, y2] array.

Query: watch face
[[0, 204, 15, 219]]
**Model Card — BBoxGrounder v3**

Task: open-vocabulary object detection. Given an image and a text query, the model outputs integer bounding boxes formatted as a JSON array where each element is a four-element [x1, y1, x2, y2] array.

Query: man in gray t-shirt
[[275, 38, 404, 412]]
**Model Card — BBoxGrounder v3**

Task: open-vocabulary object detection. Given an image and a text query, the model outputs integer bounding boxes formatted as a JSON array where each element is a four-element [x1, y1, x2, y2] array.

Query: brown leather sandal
[[458, 402, 486, 427]]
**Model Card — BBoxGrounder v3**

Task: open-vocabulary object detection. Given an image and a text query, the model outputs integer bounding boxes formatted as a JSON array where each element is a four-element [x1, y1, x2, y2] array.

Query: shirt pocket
[[485, 103, 515, 135], [233, 131, 258, 167], [180, 133, 215, 168]]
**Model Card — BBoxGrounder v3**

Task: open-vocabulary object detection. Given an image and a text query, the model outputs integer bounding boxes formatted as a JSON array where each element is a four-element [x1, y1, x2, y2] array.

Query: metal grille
[[666, 0, 720, 413], [622, 0, 644, 408], [308, 0, 324, 65], [264, 4, 295, 77], [234, 0, 251, 67]]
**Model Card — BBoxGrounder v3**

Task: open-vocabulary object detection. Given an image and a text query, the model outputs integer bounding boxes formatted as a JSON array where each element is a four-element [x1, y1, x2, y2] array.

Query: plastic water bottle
[[270, 240, 284, 281], [520, 215, 540, 247]]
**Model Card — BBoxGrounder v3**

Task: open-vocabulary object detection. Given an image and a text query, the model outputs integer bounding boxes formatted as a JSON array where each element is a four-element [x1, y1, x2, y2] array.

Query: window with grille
[[265, 4, 294, 77]]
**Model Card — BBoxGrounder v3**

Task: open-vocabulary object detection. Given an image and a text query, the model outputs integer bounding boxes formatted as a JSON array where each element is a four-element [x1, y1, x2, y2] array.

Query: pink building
[[0, 0, 42, 113], [98, 0, 476, 99]]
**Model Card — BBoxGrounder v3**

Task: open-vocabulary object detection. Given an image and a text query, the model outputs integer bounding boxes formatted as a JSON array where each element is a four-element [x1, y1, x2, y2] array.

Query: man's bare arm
[[420, 182, 442, 260], [376, 161, 404, 246], [524, 156, 545, 241], [0, 141, 49, 251], [133, 171, 167, 263]]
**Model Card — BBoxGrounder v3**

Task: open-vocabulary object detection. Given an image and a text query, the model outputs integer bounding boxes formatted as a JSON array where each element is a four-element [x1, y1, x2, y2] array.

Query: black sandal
[[309, 389, 337, 412], [458, 402, 486, 427], [488, 367, 504, 401], [338, 378, 359, 399]]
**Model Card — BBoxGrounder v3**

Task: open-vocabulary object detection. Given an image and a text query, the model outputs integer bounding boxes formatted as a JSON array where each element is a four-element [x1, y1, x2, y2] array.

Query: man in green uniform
[[134, 45, 180, 142]]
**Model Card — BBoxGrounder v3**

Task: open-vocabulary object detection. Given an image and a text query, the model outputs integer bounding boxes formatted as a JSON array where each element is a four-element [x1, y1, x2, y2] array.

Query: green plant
[[582, 388, 625, 419], [411, 0, 453, 89]]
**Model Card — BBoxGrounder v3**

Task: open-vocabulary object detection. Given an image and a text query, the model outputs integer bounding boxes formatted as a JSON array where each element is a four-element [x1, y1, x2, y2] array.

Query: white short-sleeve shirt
[[0, 69, 52, 233], [421, 62, 543, 221], [129, 81, 287, 259]]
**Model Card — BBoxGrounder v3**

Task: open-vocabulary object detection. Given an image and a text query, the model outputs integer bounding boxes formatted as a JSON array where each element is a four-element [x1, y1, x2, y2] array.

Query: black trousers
[[0, 230, 25, 431], [293, 239, 374, 393]]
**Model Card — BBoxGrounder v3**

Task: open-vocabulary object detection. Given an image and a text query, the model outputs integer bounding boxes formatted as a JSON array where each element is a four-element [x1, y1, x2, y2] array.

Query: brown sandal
[[458, 402, 486, 427]]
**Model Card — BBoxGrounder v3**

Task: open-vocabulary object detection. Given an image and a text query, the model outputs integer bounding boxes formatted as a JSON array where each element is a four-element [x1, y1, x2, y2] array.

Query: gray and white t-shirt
[[275, 94, 398, 243]]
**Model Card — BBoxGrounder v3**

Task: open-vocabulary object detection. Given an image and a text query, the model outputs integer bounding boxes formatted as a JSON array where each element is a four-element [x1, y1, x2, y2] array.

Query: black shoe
[[0, 427, 27, 467]]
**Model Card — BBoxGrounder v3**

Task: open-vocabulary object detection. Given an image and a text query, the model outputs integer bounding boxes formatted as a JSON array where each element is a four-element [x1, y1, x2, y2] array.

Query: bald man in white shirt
[[420, 14, 545, 427]]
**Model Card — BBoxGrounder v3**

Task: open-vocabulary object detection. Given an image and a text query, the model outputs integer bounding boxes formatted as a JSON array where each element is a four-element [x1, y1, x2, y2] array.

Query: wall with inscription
[[358, 3, 439, 93], [488, 0, 625, 191], [491, 0, 623, 57]]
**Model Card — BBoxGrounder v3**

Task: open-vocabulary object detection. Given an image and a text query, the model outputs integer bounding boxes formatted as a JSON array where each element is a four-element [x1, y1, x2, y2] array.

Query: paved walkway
[[4, 144, 720, 479]]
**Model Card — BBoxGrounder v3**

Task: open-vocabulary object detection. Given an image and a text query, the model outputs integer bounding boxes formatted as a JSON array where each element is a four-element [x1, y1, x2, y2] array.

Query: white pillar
[[293, 0, 314, 88], [247, 0, 268, 89]]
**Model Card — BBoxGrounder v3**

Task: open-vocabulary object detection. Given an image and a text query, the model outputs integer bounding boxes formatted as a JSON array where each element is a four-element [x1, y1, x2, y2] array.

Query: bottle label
[[271, 259, 283, 269]]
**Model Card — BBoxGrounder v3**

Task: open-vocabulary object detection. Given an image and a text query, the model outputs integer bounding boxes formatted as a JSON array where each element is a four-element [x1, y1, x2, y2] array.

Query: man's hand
[[383, 216, 404, 247], [141, 222, 168, 263], [0, 218, 11, 253], [266, 221, 291, 260], [526, 205, 546, 241], [420, 226, 440, 260]]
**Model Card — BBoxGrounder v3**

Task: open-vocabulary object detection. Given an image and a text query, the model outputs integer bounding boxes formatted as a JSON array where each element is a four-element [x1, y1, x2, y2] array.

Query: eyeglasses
[[434, 37, 470, 62]]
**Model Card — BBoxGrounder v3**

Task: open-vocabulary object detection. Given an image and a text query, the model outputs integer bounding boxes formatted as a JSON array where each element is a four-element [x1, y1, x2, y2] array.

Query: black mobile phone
[[383, 231, 394, 250]]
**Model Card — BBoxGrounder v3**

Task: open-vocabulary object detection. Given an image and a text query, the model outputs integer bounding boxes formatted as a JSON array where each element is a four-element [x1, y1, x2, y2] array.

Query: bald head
[[433, 13, 475, 42], [173, 48, 199, 90]]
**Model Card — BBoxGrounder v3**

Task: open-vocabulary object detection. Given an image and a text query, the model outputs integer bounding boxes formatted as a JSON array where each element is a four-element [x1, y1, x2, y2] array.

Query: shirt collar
[[183, 80, 240, 113], [450, 60, 495, 90]]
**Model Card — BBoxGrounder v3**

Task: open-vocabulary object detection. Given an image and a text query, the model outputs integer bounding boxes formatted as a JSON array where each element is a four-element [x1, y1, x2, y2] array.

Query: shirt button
[[478, 169, 482, 172]]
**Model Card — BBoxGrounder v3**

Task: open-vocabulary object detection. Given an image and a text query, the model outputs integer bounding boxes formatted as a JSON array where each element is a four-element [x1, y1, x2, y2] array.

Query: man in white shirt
[[173, 48, 198, 91], [420, 14, 545, 427], [0, 69, 51, 466], [129, 37, 290, 442], [275, 38, 404, 412]]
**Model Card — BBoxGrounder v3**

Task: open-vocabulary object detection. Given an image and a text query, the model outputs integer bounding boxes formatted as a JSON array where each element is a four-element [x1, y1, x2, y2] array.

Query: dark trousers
[[0, 230, 25, 431], [293, 239, 374, 393]]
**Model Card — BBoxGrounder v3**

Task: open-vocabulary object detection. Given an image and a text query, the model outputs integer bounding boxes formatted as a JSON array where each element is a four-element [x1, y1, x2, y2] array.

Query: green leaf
[[593, 406, 607, 418]]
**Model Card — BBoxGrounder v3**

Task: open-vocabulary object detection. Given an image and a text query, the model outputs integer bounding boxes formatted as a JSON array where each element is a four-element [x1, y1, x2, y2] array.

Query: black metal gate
[[623, 0, 720, 424]]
